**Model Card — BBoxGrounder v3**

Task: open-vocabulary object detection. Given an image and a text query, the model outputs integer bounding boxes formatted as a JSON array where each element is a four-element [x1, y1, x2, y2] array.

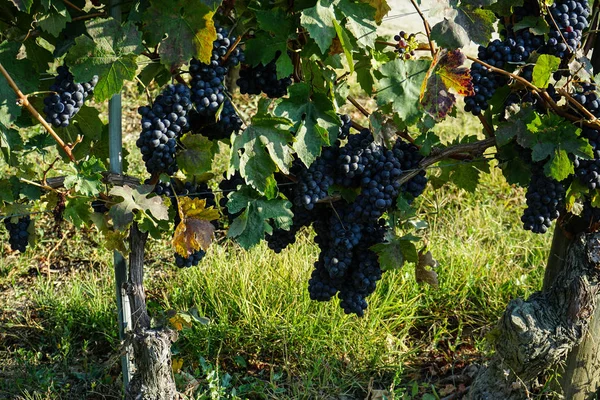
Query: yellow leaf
[[173, 218, 215, 257], [365, 0, 390, 24], [178, 197, 220, 221], [169, 314, 192, 331], [196, 12, 216, 65], [172, 357, 184, 373]]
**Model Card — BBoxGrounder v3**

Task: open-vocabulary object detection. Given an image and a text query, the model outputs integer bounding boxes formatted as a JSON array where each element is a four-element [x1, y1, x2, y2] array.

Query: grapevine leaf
[[454, 6, 495, 45], [23, 40, 54, 73], [9, 0, 33, 12], [0, 125, 24, 165], [0, 179, 15, 203], [0, 41, 38, 126], [420, 49, 473, 120], [488, 0, 524, 16], [364, 0, 390, 23], [371, 236, 419, 271], [497, 145, 532, 186], [109, 185, 169, 231], [229, 116, 294, 195], [495, 108, 537, 147], [301, 0, 337, 54], [177, 134, 217, 178], [226, 186, 293, 249], [526, 113, 592, 180], [143, 0, 216, 67], [331, 20, 354, 73], [543, 149, 573, 182], [415, 250, 439, 288], [430, 18, 469, 49], [64, 197, 92, 228], [38, 1, 71, 37], [274, 83, 340, 166], [244, 32, 293, 79], [63, 156, 105, 196], [336, 0, 377, 49], [60, 105, 104, 149], [376, 59, 431, 125], [512, 16, 549, 36], [104, 230, 129, 254], [532, 54, 560, 89], [173, 197, 218, 257], [66, 18, 142, 102]]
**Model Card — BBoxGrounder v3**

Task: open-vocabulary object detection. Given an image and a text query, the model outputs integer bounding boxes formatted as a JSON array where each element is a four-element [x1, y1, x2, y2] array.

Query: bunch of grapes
[[521, 169, 566, 234], [393, 31, 416, 59], [543, 0, 590, 59], [338, 114, 352, 140], [43, 65, 98, 128], [574, 128, 600, 190], [237, 51, 293, 98], [190, 25, 244, 117], [136, 83, 193, 176], [3, 216, 31, 253]]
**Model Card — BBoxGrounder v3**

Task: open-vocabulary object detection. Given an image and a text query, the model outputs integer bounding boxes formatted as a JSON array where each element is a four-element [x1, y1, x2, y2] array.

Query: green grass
[[0, 104, 553, 399]]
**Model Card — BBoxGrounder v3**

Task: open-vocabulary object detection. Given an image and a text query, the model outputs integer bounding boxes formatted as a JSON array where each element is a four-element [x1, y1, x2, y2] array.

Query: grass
[[0, 103, 553, 399]]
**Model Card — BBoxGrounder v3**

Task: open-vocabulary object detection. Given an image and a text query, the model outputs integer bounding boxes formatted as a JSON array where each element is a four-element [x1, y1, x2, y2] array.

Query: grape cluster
[[544, 0, 590, 59], [393, 31, 416, 60], [237, 51, 293, 98], [190, 25, 244, 117], [574, 128, 600, 189], [3, 216, 31, 252], [308, 212, 386, 316], [136, 84, 193, 175], [521, 169, 565, 234], [277, 127, 428, 315], [43, 65, 98, 128]]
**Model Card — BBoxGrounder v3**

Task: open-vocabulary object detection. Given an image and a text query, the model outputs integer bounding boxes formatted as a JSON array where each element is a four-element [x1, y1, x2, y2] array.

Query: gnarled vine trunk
[[124, 223, 179, 400], [469, 227, 600, 399]]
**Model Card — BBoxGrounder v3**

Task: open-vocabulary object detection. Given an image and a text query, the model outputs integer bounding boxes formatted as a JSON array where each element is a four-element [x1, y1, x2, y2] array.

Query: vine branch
[[347, 95, 370, 118], [0, 62, 75, 162], [409, 0, 435, 57]]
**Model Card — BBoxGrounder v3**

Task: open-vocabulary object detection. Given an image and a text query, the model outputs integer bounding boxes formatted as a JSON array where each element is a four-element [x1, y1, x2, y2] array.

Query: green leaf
[[63, 156, 105, 196], [336, 0, 377, 49], [38, 1, 71, 37], [109, 185, 169, 231], [301, 0, 337, 54], [0, 125, 24, 165], [331, 19, 354, 73], [430, 19, 469, 49], [495, 107, 537, 147], [454, 6, 495, 46], [512, 16, 549, 36], [371, 235, 419, 271], [244, 32, 293, 79], [23, 39, 54, 73], [143, 0, 216, 67], [274, 83, 340, 166], [226, 186, 293, 249], [0, 41, 38, 127], [532, 54, 560, 88], [66, 18, 143, 102], [177, 133, 217, 178], [376, 59, 431, 125], [64, 197, 92, 228], [229, 116, 294, 194], [544, 148, 573, 182]]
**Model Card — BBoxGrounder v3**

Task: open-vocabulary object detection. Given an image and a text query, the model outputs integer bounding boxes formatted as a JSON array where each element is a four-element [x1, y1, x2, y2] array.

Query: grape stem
[[0, 62, 76, 162], [478, 115, 495, 138], [466, 56, 600, 130], [63, 0, 83, 12], [347, 95, 370, 117], [557, 88, 598, 121], [221, 34, 243, 65], [409, 0, 435, 57], [72, 12, 107, 22]]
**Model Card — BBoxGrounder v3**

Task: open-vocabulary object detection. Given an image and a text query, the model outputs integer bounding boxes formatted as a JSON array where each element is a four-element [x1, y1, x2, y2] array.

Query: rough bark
[[468, 231, 600, 399], [125, 223, 179, 400]]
